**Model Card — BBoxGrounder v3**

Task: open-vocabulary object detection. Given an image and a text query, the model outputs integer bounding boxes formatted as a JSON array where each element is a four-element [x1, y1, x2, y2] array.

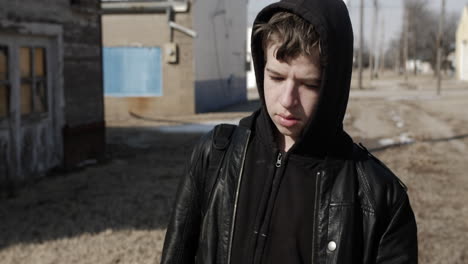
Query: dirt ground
[[1, 74, 467, 263]]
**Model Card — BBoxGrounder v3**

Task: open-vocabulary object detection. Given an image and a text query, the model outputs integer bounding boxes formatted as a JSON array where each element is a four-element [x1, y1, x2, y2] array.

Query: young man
[[161, 0, 418, 263]]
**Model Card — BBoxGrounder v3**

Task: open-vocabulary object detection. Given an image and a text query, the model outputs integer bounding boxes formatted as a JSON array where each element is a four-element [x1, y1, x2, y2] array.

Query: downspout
[[168, 21, 197, 38]]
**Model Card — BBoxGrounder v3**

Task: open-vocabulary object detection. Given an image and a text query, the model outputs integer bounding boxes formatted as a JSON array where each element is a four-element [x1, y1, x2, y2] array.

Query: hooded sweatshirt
[[231, 0, 354, 263]]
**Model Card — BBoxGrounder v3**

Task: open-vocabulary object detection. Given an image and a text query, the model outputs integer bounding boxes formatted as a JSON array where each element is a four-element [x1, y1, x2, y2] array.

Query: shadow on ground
[[0, 126, 208, 249], [0, 97, 261, 250]]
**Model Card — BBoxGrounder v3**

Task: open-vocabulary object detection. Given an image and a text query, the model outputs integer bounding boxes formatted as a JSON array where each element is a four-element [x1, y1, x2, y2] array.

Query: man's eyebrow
[[266, 68, 283, 75], [266, 67, 321, 82]]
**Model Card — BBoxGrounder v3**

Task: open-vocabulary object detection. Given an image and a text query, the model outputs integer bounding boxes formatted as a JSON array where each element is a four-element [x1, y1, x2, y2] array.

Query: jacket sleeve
[[376, 193, 418, 264], [160, 135, 211, 264]]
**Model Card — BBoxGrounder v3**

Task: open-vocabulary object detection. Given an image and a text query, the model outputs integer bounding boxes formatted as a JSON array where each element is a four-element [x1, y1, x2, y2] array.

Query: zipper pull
[[275, 152, 283, 168]]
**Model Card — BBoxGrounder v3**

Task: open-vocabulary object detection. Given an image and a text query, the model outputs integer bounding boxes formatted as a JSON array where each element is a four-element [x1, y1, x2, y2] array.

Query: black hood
[[250, 0, 354, 158]]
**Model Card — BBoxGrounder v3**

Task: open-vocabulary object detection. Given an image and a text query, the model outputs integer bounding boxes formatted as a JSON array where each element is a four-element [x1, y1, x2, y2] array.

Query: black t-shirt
[[261, 155, 319, 264]]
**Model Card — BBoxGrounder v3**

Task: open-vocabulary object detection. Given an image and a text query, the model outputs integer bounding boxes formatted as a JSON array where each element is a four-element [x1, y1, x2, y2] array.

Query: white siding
[[193, 0, 248, 112]]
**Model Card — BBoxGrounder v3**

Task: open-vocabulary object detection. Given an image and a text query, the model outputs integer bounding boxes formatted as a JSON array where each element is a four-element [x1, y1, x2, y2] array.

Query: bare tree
[[415, 10, 458, 74], [405, 0, 432, 74], [390, 0, 458, 76]]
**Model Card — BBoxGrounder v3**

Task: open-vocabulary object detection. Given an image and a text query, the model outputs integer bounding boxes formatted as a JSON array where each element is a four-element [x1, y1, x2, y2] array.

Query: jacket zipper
[[253, 150, 285, 264], [275, 152, 283, 168], [311, 170, 323, 264], [226, 130, 251, 264]]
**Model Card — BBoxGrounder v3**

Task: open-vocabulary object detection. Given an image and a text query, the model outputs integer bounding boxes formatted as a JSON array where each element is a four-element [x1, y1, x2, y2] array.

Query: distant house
[[456, 5, 468, 80], [405, 60, 433, 75], [0, 0, 105, 186], [101, 0, 247, 118]]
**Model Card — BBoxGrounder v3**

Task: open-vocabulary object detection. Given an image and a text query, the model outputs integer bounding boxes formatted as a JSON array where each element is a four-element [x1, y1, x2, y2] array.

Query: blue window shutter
[[103, 47, 163, 97]]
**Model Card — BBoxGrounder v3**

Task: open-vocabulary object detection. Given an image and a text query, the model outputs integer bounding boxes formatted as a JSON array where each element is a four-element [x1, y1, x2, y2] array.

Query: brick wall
[[102, 11, 195, 118]]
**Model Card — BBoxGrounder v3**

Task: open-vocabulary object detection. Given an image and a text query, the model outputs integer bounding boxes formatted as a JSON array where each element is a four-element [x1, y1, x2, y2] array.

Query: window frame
[[0, 45, 11, 126], [20, 46, 49, 117], [0, 36, 52, 128]]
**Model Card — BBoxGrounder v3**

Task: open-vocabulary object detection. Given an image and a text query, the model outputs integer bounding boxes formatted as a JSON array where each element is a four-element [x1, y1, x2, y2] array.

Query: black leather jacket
[[162, 0, 417, 262], [160, 125, 418, 264]]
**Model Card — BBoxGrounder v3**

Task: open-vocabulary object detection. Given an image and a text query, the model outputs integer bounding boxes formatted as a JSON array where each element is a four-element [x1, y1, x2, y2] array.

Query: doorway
[[0, 34, 63, 182]]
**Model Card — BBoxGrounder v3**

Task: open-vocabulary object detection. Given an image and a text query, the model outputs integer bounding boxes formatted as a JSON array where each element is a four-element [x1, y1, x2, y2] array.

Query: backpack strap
[[213, 124, 237, 150], [202, 124, 237, 212]]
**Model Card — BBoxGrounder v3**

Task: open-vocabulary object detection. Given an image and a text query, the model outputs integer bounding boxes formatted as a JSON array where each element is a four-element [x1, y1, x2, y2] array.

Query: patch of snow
[[399, 133, 415, 144], [390, 111, 405, 128], [378, 138, 395, 146], [378, 133, 415, 147]]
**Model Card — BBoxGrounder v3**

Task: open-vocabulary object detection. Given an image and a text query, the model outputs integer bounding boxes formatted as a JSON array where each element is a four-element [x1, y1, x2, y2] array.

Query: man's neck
[[278, 134, 296, 152]]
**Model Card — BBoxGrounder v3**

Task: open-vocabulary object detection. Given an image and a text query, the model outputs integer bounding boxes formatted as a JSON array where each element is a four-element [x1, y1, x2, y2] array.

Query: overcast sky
[[248, 0, 468, 48]]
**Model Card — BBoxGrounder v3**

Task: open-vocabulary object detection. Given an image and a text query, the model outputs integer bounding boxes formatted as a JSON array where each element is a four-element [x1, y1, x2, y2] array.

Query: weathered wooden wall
[[0, 0, 104, 186]]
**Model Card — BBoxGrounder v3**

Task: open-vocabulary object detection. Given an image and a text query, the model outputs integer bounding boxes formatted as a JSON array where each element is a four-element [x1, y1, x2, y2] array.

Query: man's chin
[[276, 125, 300, 139]]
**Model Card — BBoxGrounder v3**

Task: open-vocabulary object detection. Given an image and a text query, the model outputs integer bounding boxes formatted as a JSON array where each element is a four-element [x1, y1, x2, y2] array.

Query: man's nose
[[280, 79, 298, 108]]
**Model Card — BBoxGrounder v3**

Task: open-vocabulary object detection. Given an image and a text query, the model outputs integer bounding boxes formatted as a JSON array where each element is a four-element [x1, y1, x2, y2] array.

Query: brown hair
[[253, 11, 322, 64]]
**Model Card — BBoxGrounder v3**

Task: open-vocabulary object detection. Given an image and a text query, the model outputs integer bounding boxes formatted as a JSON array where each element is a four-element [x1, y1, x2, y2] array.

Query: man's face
[[264, 43, 321, 145]]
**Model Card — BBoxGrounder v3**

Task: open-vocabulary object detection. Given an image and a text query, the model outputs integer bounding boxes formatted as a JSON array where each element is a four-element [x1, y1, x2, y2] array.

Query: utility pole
[[358, 0, 364, 90], [378, 18, 386, 76], [436, 0, 446, 95], [395, 43, 400, 74], [403, 6, 409, 82], [369, 0, 379, 80]]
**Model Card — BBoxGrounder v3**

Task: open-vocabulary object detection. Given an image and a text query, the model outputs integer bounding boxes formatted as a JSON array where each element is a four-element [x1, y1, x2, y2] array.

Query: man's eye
[[304, 83, 320, 89], [270, 76, 284, 82]]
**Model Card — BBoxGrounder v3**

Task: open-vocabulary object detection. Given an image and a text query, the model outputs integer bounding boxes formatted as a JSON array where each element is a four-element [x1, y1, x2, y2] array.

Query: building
[[246, 27, 256, 92], [456, 5, 468, 80], [405, 60, 433, 75], [0, 0, 105, 187], [102, 0, 247, 118]]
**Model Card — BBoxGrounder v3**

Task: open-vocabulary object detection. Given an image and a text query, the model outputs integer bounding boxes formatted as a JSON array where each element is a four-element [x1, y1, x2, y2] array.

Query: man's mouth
[[277, 114, 299, 127]]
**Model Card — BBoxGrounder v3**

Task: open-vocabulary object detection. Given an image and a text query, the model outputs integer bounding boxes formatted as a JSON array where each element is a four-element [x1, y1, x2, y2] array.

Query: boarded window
[[34, 48, 47, 113], [20, 83, 32, 115], [20, 47, 33, 115], [0, 46, 7, 80], [103, 47, 163, 97], [0, 84, 7, 118], [20, 47, 47, 115], [1, 46, 9, 118]]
